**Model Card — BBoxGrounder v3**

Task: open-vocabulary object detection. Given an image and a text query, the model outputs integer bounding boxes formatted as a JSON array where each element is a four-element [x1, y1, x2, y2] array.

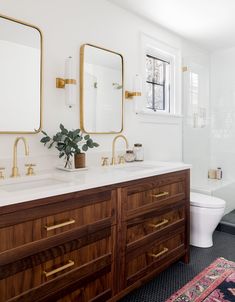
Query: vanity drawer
[[125, 172, 186, 215], [0, 189, 115, 252], [126, 206, 185, 244], [0, 233, 112, 302], [125, 228, 185, 287]]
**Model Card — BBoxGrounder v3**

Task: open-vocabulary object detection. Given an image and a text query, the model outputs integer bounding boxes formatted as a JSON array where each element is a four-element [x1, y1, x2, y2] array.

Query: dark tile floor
[[119, 231, 235, 302]]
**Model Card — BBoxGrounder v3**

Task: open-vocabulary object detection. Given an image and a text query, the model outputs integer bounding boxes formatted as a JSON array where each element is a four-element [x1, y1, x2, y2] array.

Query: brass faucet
[[11, 137, 29, 177], [111, 134, 129, 165]]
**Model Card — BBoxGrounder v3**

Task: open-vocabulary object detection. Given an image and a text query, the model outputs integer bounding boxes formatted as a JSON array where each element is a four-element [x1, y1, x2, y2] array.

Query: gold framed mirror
[[0, 14, 42, 134], [80, 44, 123, 134]]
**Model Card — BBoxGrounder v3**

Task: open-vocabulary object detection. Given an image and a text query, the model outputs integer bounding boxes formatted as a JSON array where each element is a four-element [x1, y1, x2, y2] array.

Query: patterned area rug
[[166, 258, 235, 302]]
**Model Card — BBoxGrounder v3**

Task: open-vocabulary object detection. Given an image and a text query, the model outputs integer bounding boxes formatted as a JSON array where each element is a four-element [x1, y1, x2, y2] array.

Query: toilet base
[[190, 205, 225, 249], [190, 234, 213, 248]]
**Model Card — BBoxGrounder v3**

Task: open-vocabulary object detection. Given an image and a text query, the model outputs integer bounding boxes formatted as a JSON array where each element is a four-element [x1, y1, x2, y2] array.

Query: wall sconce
[[125, 74, 142, 99], [56, 56, 77, 108]]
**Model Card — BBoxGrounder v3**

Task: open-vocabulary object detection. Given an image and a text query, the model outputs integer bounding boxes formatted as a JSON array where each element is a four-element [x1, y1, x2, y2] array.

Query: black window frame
[[146, 54, 170, 112]]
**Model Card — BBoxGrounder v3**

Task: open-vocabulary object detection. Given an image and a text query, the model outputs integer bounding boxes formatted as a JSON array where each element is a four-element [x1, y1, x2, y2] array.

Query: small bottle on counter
[[216, 167, 222, 180], [124, 150, 135, 162], [133, 143, 144, 161]]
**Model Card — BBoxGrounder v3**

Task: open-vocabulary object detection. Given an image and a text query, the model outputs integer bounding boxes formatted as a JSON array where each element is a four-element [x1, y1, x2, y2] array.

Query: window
[[138, 33, 181, 117], [146, 54, 170, 112]]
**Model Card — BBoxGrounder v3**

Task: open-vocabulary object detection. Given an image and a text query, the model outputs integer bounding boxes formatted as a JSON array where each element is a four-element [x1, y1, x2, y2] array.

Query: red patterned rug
[[166, 258, 235, 302]]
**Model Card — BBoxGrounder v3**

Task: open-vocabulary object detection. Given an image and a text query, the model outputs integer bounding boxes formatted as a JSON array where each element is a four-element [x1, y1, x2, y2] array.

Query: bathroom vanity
[[0, 163, 190, 302]]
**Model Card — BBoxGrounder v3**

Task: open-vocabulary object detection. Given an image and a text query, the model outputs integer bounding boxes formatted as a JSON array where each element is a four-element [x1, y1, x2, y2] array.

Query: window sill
[[136, 109, 183, 125]]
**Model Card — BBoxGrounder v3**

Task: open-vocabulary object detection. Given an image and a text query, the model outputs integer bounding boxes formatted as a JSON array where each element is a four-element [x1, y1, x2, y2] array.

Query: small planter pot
[[74, 153, 86, 169]]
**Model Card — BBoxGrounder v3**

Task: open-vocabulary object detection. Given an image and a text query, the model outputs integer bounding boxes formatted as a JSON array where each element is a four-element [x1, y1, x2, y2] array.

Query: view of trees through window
[[146, 54, 170, 112]]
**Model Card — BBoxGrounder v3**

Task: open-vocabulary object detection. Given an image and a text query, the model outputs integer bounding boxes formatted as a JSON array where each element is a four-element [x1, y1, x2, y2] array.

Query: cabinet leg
[[181, 252, 190, 264]]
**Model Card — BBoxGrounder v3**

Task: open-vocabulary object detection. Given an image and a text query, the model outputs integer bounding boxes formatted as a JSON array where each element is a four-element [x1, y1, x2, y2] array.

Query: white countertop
[[0, 161, 191, 208]]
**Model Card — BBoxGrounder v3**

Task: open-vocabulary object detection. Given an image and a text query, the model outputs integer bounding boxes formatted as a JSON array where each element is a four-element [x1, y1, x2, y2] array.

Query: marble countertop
[[0, 161, 191, 207]]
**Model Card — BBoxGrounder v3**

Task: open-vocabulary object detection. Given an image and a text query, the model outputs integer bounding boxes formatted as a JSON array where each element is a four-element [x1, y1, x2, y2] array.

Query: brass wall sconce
[[125, 74, 142, 99], [125, 91, 141, 99], [56, 56, 77, 107]]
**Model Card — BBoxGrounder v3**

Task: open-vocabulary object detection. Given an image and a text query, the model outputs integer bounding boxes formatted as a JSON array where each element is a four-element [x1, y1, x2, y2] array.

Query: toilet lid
[[190, 192, 226, 209]]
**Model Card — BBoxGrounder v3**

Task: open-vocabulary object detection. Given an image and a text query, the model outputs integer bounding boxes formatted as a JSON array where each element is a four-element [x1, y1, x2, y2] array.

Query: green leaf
[[40, 137, 50, 143], [82, 144, 88, 152], [59, 152, 64, 158], [68, 131, 74, 138], [84, 135, 90, 140], [60, 124, 68, 135], [41, 130, 48, 136], [93, 142, 99, 147], [73, 129, 80, 136], [65, 145, 71, 155], [87, 139, 94, 148], [74, 137, 82, 143], [48, 142, 54, 149]]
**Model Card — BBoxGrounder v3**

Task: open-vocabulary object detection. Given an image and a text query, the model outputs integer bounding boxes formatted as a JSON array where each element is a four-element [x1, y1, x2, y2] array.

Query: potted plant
[[40, 124, 99, 169]]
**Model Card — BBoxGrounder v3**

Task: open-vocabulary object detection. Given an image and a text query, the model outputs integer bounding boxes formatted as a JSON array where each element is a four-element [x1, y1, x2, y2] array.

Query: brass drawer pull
[[151, 191, 169, 198], [44, 219, 75, 231], [148, 219, 169, 229], [43, 260, 75, 277], [148, 247, 169, 259]]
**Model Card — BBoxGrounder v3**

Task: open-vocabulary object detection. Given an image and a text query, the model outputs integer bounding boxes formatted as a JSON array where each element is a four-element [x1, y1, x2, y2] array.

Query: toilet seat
[[190, 192, 226, 209]]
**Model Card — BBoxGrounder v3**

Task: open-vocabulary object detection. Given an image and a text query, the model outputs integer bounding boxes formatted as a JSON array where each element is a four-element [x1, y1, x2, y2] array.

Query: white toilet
[[190, 192, 226, 248]]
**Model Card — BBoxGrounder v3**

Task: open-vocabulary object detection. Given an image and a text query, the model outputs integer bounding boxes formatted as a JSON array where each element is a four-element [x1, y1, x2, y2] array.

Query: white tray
[[56, 166, 89, 172]]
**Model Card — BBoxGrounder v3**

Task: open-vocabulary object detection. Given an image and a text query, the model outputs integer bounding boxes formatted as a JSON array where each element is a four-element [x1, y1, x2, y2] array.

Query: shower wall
[[182, 42, 210, 185], [210, 47, 235, 180]]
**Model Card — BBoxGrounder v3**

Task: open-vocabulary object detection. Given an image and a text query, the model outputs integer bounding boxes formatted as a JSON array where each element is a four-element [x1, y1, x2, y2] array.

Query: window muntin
[[146, 54, 170, 112]]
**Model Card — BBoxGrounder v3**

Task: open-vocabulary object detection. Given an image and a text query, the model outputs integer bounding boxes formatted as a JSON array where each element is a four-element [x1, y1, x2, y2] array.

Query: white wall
[[0, 0, 198, 172], [210, 47, 235, 179]]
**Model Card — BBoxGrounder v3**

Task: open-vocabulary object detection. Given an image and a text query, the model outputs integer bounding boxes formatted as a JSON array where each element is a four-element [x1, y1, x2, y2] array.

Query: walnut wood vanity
[[0, 169, 190, 302]]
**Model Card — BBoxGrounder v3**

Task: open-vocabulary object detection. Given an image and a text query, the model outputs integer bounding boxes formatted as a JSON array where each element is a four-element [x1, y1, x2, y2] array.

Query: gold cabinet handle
[[148, 247, 169, 259], [43, 260, 75, 278], [148, 219, 169, 229], [44, 219, 75, 231], [151, 192, 169, 198]]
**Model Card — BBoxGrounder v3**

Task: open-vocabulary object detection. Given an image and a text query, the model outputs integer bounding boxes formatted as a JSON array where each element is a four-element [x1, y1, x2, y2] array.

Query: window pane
[[153, 59, 164, 84], [154, 85, 164, 110], [146, 82, 153, 109], [146, 56, 154, 82], [145, 54, 171, 112]]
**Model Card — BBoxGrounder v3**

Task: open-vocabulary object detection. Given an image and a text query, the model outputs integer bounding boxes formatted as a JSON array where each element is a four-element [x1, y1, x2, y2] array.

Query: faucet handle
[[0, 167, 5, 179], [101, 157, 109, 166], [110, 157, 116, 165], [25, 164, 36, 176], [118, 156, 125, 164]]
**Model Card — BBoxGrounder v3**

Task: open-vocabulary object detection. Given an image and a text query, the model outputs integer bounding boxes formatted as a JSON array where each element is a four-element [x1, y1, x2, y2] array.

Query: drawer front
[[126, 229, 185, 286], [126, 206, 185, 244], [126, 174, 186, 213], [0, 193, 114, 252], [55, 274, 112, 302], [0, 234, 112, 302]]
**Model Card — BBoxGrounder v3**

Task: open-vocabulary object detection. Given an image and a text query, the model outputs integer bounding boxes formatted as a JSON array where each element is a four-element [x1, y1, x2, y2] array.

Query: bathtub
[[191, 179, 235, 215]]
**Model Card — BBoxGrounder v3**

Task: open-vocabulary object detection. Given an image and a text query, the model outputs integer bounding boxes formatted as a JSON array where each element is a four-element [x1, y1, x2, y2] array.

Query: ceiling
[[108, 0, 235, 51]]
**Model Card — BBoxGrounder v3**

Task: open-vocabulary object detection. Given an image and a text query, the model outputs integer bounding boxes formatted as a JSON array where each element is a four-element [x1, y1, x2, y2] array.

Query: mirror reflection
[[0, 15, 42, 133], [80, 44, 123, 134]]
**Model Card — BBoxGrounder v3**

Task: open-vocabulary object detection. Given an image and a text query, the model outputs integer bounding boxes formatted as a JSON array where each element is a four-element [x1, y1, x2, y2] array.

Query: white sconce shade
[[133, 74, 142, 95], [125, 74, 142, 99], [65, 56, 76, 108], [56, 56, 77, 108]]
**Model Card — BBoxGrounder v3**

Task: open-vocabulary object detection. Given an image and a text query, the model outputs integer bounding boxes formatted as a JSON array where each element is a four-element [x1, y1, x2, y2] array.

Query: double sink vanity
[[0, 13, 190, 302], [0, 159, 190, 302]]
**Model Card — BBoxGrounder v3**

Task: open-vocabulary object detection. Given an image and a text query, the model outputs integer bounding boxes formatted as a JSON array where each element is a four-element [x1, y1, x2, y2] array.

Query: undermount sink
[[113, 164, 163, 173], [0, 174, 70, 193]]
